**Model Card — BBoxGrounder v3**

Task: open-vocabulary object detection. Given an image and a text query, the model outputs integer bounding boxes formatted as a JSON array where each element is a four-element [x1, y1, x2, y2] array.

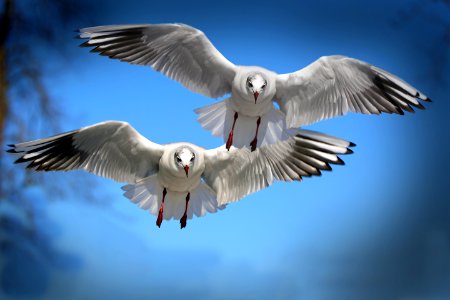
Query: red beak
[[253, 92, 259, 103], [184, 165, 189, 177]]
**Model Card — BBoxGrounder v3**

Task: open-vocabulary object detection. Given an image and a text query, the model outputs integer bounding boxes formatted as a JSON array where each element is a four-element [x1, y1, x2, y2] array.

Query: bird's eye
[[262, 83, 266, 89], [176, 156, 181, 163], [190, 154, 195, 161], [248, 82, 253, 88]]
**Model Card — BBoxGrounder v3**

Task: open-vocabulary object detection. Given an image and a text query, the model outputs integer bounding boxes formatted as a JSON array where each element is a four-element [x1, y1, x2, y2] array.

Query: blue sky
[[3, 0, 450, 299]]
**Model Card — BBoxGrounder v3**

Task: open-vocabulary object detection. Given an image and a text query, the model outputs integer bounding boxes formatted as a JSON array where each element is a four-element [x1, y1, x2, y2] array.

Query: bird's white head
[[174, 147, 196, 177], [246, 73, 267, 103]]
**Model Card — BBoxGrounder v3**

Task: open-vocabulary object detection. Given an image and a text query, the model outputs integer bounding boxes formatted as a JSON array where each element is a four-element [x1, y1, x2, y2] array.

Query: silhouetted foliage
[[0, 0, 97, 297]]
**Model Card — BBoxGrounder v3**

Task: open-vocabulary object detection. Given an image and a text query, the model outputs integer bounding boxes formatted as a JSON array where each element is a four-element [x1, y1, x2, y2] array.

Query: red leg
[[226, 112, 239, 151], [156, 188, 167, 228], [180, 192, 190, 229], [250, 116, 261, 152]]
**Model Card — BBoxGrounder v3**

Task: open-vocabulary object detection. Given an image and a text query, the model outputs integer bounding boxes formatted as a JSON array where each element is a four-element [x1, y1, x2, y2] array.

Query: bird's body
[[229, 66, 277, 117], [157, 143, 205, 192], [8, 121, 353, 228], [79, 24, 430, 151]]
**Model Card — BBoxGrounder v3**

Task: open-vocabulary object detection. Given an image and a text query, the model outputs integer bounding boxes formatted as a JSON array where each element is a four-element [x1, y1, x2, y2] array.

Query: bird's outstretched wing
[[8, 121, 164, 183], [275, 55, 431, 128], [79, 24, 237, 98], [203, 130, 354, 205]]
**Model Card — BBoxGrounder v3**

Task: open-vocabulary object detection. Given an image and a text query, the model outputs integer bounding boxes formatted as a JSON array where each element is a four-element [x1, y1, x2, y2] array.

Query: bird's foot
[[180, 192, 190, 229], [180, 214, 187, 229], [250, 116, 261, 152], [226, 112, 239, 151], [250, 137, 258, 152], [156, 188, 167, 228], [156, 209, 163, 228]]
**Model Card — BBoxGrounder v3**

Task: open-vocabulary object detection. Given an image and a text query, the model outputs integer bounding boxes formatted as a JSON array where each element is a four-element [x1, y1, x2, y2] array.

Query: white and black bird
[[78, 23, 430, 151], [7, 121, 354, 228]]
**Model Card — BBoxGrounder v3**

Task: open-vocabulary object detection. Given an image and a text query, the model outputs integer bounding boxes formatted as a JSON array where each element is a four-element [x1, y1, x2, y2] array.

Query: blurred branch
[[1, 0, 99, 198], [0, 0, 101, 297]]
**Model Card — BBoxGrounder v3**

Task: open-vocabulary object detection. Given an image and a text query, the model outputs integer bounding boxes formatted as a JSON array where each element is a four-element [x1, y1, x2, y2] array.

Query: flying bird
[[78, 23, 430, 151], [7, 121, 353, 228]]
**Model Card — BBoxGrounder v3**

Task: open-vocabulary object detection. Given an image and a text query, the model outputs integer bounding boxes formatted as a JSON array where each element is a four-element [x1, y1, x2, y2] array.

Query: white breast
[[157, 170, 202, 192]]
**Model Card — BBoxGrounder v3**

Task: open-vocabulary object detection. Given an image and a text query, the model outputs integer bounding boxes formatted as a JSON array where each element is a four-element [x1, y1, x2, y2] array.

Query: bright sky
[[9, 0, 448, 299]]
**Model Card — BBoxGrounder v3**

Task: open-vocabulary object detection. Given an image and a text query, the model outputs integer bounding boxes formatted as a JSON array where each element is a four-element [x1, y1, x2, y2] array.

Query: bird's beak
[[253, 91, 259, 103], [184, 165, 189, 177]]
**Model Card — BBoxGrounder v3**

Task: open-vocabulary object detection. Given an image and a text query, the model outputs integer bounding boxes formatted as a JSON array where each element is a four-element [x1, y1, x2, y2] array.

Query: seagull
[[7, 121, 353, 228], [78, 23, 430, 151]]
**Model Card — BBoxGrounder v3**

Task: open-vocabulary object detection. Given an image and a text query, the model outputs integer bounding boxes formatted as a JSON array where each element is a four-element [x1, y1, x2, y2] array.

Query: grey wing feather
[[203, 130, 354, 205], [275, 55, 431, 128], [8, 121, 164, 183], [79, 23, 237, 98]]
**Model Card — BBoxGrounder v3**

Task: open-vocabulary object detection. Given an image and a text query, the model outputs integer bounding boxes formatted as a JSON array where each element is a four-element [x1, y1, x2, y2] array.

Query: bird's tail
[[194, 100, 296, 149], [194, 100, 229, 139], [122, 175, 225, 221]]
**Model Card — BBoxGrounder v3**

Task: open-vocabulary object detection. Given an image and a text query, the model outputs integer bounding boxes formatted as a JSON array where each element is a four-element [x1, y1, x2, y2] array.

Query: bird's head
[[174, 147, 196, 177], [246, 73, 267, 103]]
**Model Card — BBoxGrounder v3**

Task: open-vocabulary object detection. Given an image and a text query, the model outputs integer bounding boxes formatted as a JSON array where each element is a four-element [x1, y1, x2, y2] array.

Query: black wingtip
[[349, 142, 356, 147], [415, 102, 426, 110], [80, 41, 91, 47], [336, 157, 345, 165], [323, 162, 332, 171], [13, 158, 22, 164], [14, 156, 29, 164], [345, 148, 354, 155], [6, 149, 16, 153], [425, 97, 432, 102], [26, 161, 39, 170]]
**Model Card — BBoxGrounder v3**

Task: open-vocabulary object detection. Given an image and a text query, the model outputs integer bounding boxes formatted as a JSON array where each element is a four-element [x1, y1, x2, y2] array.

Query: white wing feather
[[8, 121, 164, 183], [203, 130, 354, 205], [275, 55, 431, 128], [79, 24, 237, 98]]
